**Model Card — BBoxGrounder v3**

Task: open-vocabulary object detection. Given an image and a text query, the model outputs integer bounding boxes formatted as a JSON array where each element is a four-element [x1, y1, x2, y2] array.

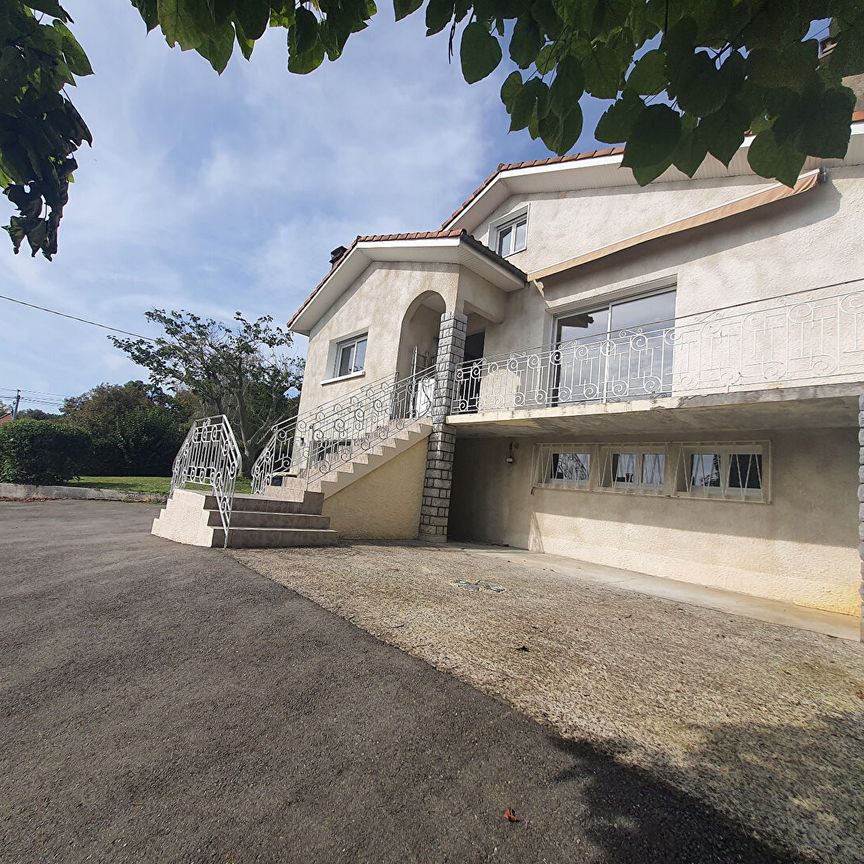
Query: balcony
[[449, 281, 864, 432]]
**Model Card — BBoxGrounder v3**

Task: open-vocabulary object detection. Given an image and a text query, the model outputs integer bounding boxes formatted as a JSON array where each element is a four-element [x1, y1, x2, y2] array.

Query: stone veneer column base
[[419, 312, 467, 542]]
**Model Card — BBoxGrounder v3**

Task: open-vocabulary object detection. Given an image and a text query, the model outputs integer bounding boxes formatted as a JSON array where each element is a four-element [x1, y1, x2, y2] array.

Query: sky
[[0, 0, 608, 412]]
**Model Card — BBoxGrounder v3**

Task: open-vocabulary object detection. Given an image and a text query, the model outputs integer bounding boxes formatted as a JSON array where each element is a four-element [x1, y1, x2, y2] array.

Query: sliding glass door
[[554, 290, 676, 403]]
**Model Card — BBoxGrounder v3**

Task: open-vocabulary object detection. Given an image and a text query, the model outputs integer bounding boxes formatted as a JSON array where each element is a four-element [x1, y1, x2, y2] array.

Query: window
[[533, 440, 769, 503], [599, 447, 667, 494], [495, 213, 528, 257], [679, 444, 767, 502], [553, 288, 677, 404], [536, 445, 592, 489], [335, 334, 367, 378]]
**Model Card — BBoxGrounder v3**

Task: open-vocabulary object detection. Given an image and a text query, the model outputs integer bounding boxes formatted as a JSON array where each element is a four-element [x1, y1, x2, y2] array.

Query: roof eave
[[290, 235, 525, 336]]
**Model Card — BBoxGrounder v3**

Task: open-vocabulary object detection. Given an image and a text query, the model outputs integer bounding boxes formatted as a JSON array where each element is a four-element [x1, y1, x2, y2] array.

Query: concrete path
[[1, 500, 796, 864]]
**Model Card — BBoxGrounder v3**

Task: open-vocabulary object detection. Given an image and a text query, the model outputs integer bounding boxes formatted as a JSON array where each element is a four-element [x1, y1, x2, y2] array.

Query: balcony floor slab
[[446, 382, 861, 437]]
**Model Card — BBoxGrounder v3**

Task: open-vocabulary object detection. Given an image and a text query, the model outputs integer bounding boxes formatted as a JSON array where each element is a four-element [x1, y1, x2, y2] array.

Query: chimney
[[329, 245, 348, 266]]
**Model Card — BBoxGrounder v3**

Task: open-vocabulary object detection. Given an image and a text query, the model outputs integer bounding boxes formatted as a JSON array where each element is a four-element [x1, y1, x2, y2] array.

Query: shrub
[[93, 407, 186, 475], [0, 420, 92, 485]]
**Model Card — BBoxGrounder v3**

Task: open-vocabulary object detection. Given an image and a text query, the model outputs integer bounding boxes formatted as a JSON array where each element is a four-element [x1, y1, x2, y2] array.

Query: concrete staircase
[[153, 417, 432, 549], [152, 488, 338, 549], [267, 418, 433, 501]]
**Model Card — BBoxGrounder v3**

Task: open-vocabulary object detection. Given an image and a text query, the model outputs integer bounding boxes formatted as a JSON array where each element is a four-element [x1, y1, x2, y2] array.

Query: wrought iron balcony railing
[[451, 280, 864, 416], [252, 365, 436, 495]]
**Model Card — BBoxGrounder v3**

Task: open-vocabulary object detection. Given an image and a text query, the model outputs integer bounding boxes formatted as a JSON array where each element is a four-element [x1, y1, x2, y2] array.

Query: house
[[271, 110, 864, 622]]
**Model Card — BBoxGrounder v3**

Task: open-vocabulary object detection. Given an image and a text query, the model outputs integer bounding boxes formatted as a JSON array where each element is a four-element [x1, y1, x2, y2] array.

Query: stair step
[[214, 526, 339, 548], [206, 492, 323, 515], [210, 510, 330, 530]]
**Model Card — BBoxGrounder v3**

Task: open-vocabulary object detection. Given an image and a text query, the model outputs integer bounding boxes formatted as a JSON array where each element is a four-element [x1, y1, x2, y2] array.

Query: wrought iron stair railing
[[170, 415, 241, 547], [252, 365, 436, 496]]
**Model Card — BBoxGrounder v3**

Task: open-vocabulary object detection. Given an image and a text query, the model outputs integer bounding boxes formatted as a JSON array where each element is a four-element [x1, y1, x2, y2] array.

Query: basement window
[[599, 447, 667, 495], [536, 445, 593, 488], [678, 444, 767, 502]]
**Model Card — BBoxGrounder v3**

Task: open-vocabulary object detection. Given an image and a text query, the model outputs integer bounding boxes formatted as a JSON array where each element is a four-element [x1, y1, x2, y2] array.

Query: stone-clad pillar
[[859, 395, 864, 640], [419, 312, 467, 542]]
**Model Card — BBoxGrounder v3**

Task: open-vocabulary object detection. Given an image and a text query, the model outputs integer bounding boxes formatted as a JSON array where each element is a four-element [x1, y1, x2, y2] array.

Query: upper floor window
[[335, 333, 367, 378], [495, 213, 527, 257]]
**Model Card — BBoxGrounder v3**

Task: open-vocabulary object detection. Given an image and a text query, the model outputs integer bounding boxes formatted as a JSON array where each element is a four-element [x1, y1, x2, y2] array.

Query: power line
[[0, 294, 156, 341]]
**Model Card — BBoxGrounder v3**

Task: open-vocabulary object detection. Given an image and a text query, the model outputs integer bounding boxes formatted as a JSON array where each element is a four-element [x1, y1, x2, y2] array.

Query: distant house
[[0, 413, 13, 425]]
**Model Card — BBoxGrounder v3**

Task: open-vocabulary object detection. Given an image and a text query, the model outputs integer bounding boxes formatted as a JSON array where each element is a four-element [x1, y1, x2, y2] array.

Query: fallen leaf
[[855, 689, 864, 700], [503, 807, 520, 823]]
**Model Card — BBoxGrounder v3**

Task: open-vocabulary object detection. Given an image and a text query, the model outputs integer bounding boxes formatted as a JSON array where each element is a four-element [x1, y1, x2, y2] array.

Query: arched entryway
[[396, 291, 447, 379]]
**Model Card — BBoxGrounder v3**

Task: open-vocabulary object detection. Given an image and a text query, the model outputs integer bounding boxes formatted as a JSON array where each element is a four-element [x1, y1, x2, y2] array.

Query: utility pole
[[11, 389, 20, 420]]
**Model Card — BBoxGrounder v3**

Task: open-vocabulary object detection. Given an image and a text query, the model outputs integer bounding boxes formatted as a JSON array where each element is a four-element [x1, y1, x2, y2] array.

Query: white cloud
[[0, 0, 599, 403]]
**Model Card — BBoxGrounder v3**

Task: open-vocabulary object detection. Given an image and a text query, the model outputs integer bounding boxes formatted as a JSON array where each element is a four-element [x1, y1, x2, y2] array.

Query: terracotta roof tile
[[440, 146, 626, 228], [288, 228, 520, 328]]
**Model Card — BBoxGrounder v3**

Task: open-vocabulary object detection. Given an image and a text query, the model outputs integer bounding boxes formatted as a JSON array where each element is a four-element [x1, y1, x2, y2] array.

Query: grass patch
[[68, 476, 253, 494]]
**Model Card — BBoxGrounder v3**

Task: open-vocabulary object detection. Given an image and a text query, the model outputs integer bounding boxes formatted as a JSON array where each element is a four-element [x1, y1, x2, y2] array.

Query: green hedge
[[0, 419, 92, 485]]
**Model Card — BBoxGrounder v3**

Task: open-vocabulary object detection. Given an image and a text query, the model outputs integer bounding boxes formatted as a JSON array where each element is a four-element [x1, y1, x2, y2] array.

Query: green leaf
[[156, 0, 213, 49], [26, 0, 70, 20], [621, 103, 682, 169], [582, 44, 623, 100], [626, 49, 666, 96], [747, 128, 806, 187], [673, 51, 728, 116], [460, 21, 501, 84], [500, 70, 522, 111], [697, 98, 750, 165], [293, 6, 319, 55], [829, 17, 864, 77], [539, 101, 583, 153], [549, 54, 584, 117], [195, 20, 235, 72], [394, 0, 423, 21], [535, 43, 555, 74], [671, 125, 708, 177], [233, 0, 270, 40], [51, 20, 93, 76], [509, 12, 542, 69], [631, 156, 673, 186], [509, 77, 548, 132], [425, 0, 454, 35], [748, 39, 819, 94], [595, 89, 642, 144]]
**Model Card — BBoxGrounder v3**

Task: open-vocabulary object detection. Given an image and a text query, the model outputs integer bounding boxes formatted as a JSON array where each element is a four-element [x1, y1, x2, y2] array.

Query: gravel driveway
[[0, 501, 797, 864], [235, 541, 864, 864]]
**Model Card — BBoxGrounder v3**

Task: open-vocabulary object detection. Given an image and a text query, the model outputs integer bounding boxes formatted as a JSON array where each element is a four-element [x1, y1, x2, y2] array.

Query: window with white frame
[[536, 444, 593, 488], [334, 333, 367, 378], [678, 443, 767, 502], [495, 212, 528, 257], [599, 446, 667, 494]]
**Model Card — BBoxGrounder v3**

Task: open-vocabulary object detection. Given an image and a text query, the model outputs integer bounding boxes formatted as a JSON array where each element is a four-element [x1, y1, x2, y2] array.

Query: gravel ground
[[234, 542, 864, 864], [0, 501, 797, 864]]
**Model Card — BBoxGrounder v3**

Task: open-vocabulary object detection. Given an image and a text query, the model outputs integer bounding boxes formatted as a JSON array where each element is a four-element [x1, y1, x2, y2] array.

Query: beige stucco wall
[[322, 438, 427, 539], [299, 259, 509, 415], [299, 262, 459, 418], [476, 167, 864, 363], [449, 428, 859, 616]]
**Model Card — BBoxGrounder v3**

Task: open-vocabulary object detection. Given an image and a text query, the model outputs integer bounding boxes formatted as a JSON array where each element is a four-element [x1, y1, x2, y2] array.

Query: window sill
[[321, 370, 365, 386]]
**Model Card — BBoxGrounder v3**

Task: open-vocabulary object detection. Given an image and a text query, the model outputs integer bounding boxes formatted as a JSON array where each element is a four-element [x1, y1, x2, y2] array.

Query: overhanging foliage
[[1, 1, 862, 258]]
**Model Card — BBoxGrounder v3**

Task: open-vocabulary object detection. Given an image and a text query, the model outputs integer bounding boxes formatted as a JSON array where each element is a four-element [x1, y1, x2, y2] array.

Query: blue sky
[[0, 0, 608, 411]]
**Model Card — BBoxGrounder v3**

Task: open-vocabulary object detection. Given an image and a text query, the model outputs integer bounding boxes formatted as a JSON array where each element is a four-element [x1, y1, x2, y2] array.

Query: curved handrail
[[252, 365, 435, 495], [171, 415, 240, 547]]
